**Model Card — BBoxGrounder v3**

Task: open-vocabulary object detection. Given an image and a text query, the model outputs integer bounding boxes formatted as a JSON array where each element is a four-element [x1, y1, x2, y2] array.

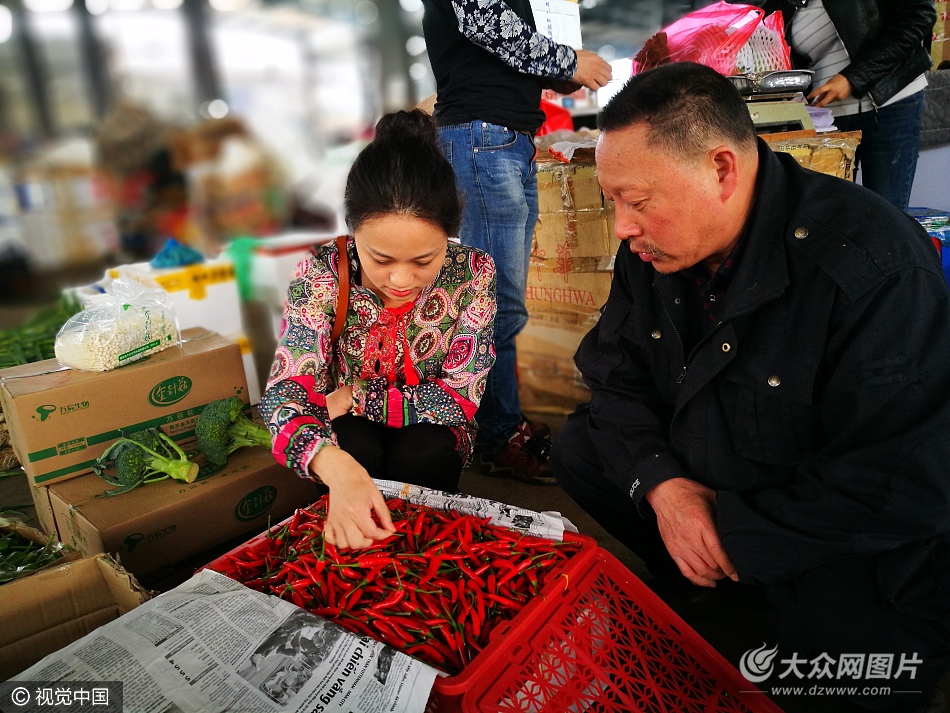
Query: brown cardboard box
[[537, 162, 605, 213], [517, 323, 591, 414], [525, 258, 612, 330], [933, 39, 950, 68], [533, 209, 616, 261], [763, 131, 861, 181], [522, 153, 615, 413], [0, 329, 248, 488], [42, 446, 316, 579], [533, 156, 616, 262], [518, 261, 610, 414], [0, 554, 150, 679]]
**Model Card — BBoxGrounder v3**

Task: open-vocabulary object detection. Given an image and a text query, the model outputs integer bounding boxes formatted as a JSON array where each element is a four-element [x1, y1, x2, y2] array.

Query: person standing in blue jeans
[[754, 0, 935, 211], [421, 0, 611, 483]]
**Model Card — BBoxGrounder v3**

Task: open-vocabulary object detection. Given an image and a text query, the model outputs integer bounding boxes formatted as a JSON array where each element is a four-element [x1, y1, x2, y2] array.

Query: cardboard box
[[0, 329, 248, 487], [41, 446, 317, 578], [526, 258, 612, 327], [0, 554, 150, 680], [519, 262, 610, 414], [763, 130, 861, 181], [537, 162, 606, 214], [933, 39, 950, 68], [517, 323, 591, 414], [533, 209, 616, 261]]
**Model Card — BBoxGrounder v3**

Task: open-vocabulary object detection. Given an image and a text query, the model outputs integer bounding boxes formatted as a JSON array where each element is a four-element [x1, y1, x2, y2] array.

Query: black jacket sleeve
[[575, 246, 690, 509], [829, 0, 935, 99]]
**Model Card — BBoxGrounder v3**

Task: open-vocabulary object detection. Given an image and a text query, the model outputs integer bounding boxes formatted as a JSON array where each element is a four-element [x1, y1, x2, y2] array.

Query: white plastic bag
[[54, 272, 180, 371]]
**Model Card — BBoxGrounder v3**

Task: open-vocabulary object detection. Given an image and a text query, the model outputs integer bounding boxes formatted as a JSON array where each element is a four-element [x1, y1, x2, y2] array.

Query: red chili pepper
[[225, 494, 582, 675]]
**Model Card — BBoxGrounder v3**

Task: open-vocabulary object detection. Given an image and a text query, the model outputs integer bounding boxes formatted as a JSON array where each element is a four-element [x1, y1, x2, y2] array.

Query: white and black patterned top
[[451, 0, 576, 79], [423, 0, 577, 132]]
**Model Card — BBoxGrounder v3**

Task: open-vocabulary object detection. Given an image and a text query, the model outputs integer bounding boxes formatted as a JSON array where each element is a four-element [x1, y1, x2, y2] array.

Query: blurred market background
[[0, 0, 712, 304]]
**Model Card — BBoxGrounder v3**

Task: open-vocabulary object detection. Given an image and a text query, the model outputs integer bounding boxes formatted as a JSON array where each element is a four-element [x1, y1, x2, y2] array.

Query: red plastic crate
[[202, 515, 782, 713], [426, 544, 783, 713]]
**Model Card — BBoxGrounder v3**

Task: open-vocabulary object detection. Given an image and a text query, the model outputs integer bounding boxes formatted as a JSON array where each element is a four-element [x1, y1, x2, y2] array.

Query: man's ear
[[708, 145, 741, 202]]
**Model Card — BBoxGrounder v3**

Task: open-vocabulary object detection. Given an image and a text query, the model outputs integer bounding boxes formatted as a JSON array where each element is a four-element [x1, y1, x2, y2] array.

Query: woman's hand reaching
[[309, 445, 395, 549]]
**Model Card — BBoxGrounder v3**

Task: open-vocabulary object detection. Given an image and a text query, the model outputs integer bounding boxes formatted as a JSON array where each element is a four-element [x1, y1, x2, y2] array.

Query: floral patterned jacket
[[259, 237, 497, 479]]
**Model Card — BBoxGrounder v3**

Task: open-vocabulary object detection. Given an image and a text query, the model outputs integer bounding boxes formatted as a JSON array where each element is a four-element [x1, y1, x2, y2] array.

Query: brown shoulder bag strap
[[331, 235, 350, 344]]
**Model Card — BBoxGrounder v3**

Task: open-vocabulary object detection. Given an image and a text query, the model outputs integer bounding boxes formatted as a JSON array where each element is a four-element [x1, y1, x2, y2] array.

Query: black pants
[[331, 414, 462, 492], [551, 406, 950, 713]]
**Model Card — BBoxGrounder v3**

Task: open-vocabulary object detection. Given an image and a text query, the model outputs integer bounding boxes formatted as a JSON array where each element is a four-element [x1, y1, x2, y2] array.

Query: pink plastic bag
[[633, 1, 765, 76]]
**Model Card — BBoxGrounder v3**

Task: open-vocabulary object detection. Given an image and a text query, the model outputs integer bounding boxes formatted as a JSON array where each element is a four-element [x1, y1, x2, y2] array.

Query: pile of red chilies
[[211, 496, 581, 674]]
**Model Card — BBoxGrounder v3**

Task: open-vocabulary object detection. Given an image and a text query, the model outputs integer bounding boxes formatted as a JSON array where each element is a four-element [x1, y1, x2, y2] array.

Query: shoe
[[473, 416, 550, 454], [523, 416, 551, 440], [480, 420, 556, 485]]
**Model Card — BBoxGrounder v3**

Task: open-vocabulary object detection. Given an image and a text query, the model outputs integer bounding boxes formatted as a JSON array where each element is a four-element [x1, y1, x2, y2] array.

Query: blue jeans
[[437, 121, 538, 453], [834, 93, 924, 212]]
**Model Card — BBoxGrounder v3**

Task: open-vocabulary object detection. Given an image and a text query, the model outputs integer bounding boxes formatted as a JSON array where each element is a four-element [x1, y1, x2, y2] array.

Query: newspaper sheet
[[373, 479, 578, 540], [9, 569, 438, 713]]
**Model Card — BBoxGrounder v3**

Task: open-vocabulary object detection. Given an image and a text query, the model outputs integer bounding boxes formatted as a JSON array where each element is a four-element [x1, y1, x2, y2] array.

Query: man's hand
[[645, 477, 738, 587], [326, 386, 354, 421], [572, 49, 612, 91], [310, 446, 396, 549], [808, 74, 853, 107]]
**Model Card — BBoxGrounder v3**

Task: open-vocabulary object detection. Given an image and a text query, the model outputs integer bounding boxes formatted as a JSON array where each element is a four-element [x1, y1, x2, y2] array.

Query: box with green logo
[[40, 446, 317, 578], [0, 328, 248, 488]]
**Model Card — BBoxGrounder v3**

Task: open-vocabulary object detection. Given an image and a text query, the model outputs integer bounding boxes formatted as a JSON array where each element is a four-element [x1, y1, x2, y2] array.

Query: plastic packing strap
[[0, 364, 70, 382]]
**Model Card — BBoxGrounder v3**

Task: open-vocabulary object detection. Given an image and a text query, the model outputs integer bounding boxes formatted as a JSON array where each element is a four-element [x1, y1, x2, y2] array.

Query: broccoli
[[93, 428, 199, 497], [195, 397, 272, 466]]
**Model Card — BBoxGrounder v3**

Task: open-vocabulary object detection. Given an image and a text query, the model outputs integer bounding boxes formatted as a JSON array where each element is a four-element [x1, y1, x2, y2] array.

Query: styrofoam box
[[73, 258, 262, 403]]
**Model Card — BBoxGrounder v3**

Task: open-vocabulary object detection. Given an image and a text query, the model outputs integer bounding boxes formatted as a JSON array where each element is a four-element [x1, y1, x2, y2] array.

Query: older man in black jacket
[[552, 62, 950, 712]]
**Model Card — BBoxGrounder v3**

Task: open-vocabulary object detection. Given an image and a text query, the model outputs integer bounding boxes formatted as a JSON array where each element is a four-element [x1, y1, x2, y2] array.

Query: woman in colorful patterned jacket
[[259, 109, 497, 550]]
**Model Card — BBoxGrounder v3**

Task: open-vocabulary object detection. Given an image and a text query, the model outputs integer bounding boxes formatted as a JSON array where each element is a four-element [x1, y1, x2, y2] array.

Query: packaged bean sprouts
[[54, 272, 180, 371]]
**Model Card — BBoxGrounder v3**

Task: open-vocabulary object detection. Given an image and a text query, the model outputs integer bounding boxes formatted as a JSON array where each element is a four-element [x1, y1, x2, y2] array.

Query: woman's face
[[353, 214, 448, 308]]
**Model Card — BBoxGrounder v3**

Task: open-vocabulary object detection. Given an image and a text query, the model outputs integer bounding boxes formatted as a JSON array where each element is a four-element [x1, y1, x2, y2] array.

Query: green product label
[[235, 486, 277, 522], [56, 437, 87, 456], [148, 376, 193, 407], [119, 339, 160, 362]]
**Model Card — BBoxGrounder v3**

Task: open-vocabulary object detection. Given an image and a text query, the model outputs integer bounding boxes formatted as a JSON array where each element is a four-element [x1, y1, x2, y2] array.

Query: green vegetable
[[0, 293, 82, 369], [93, 428, 199, 496], [195, 397, 272, 466], [0, 518, 74, 584]]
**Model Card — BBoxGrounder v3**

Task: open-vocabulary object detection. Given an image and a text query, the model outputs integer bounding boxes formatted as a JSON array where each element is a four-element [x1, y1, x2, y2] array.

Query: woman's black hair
[[344, 109, 461, 236]]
